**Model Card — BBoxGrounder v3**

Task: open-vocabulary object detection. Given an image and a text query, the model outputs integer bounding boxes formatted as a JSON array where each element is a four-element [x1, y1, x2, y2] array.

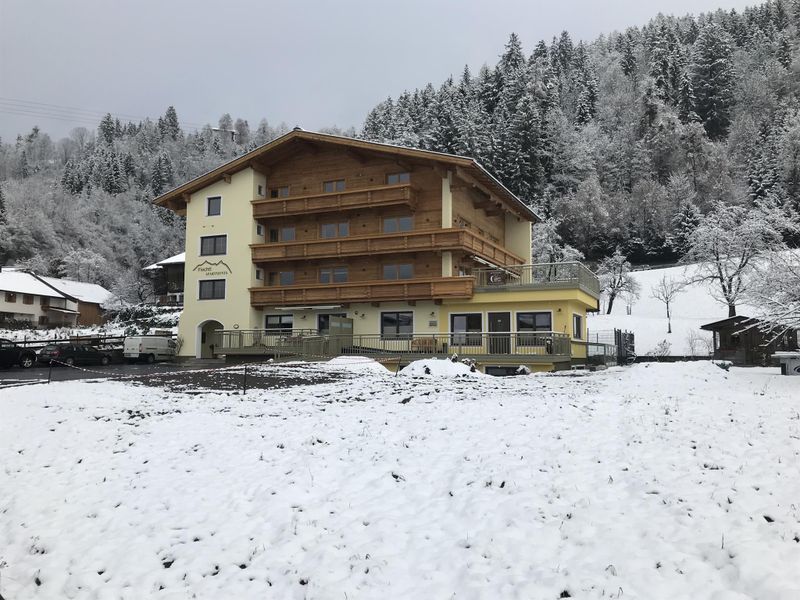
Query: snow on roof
[[38, 276, 112, 305], [144, 252, 186, 271], [0, 269, 67, 298]]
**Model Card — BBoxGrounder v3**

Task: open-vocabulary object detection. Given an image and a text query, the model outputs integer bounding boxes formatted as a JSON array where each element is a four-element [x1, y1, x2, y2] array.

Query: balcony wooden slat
[[252, 183, 416, 218], [250, 276, 474, 306], [251, 228, 524, 267]]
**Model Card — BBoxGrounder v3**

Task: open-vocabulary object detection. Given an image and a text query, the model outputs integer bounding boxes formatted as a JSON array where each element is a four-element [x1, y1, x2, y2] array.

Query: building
[[701, 316, 799, 366], [144, 252, 186, 306], [0, 268, 111, 328], [153, 130, 600, 371]]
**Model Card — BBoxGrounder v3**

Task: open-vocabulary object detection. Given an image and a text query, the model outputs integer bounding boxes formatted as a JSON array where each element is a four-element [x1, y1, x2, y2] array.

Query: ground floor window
[[381, 311, 413, 339], [517, 311, 552, 345], [451, 313, 482, 346], [573, 314, 583, 339], [265, 314, 293, 333], [199, 279, 225, 300]]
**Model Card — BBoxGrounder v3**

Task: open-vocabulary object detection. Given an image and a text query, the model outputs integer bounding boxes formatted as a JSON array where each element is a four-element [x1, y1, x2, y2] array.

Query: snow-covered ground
[[589, 263, 737, 356], [1, 359, 799, 599]]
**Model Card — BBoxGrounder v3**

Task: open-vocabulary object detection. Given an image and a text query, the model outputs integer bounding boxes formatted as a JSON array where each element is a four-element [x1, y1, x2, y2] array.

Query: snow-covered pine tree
[[691, 23, 735, 139], [99, 113, 116, 146]]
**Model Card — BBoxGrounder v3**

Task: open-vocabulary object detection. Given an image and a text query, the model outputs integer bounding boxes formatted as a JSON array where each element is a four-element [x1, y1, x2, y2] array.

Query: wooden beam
[[249, 161, 269, 177], [182, 193, 191, 204], [222, 173, 232, 184]]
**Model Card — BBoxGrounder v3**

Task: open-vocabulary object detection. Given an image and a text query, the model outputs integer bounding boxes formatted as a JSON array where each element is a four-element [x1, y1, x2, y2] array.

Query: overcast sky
[[1, 0, 757, 141]]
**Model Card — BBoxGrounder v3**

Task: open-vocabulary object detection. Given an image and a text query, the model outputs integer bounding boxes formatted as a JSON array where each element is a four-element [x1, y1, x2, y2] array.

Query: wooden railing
[[252, 183, 416, 218], [473, 262, 601, 298], [251, 228, 524, 267], [214, 330, 572, 360], [250, 276, 474, 306]]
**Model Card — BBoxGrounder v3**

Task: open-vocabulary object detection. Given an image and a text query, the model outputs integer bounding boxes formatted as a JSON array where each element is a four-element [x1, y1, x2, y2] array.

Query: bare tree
[[747, 251, 800, 334], [651, 275, 685, 333], [682, 200, 794, 317], [598, 247, 640, 314]]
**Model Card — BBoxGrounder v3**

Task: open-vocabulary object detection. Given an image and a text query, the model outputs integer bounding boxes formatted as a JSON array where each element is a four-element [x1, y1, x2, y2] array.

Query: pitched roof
[[37, 276, 112, 305], [143, 252, 186, 271], [0, 269, 67, 298], [152, 129, 539, 221]]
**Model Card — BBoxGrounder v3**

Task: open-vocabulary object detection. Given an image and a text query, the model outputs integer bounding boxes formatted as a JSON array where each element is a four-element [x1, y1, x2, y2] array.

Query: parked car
[[123, 335, 176, 363], [0, 338, 37, 369], [37, 343, 111, 367]]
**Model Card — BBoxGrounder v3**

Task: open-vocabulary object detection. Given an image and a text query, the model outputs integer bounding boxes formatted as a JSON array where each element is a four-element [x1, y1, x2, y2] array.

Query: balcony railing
[[251, 228, 524, 267], [473, 262, 601, 298], [250, 276, 474, 306], [214, 330, 571, 361], [252, 183, 416, 218]]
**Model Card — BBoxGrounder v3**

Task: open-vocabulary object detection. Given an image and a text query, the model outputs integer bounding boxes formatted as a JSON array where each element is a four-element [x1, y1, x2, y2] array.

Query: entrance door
[[488, 312, 511, 354], [198, 320, 224, 358]]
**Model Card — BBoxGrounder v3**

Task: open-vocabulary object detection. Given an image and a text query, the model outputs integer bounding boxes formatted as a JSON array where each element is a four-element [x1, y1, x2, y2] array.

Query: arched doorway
[[197, 320, 224, 358]]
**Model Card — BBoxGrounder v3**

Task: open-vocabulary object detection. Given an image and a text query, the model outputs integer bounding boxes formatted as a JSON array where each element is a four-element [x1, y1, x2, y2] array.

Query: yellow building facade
[[156, 130, 600, 372]]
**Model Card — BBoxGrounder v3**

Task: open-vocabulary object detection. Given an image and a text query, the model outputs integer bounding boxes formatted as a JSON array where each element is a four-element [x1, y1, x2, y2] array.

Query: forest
[[1, 0, 800, 301]]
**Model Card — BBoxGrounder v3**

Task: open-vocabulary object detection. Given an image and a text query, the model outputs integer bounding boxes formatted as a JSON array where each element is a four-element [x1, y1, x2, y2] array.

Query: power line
[[0, 97, 207, 132]]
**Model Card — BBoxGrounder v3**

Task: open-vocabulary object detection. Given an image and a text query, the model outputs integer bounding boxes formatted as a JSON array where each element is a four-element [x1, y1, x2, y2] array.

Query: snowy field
[[589, 263, 734, 356], [1, 359, 799, 599]]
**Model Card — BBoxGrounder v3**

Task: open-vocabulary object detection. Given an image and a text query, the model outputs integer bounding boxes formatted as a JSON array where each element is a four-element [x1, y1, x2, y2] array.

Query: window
[[383, 216, 413, 233], [255, 268, 263, 280], [323, 179, 345, 193], [383, 264, 413, 280], [319, 267, 348, 284], [199, 279, 225, 300], [320, 222, 349, 239], [265, 314, 293, 332], [451, 313, 482, 346], [517, 312, 552, 346], [256, 223, 264, 236], [318, 312, 347, 334], [4, 292, 16, 303], [200, 235, 227, 256], [257, 184, 264, 197], [268, 227, 295, 242], [269, 186, 289, 198], [386, 172, 410, 185], [207, 196, 221, 216], [279, 271, 295, 286], [573, 314, 583, 340], [22, 294, 34, 305], [381, 311, 413, 339]]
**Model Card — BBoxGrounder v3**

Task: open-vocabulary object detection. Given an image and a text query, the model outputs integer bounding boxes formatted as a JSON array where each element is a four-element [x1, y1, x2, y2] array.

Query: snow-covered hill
[[588, 263, 737, 356]]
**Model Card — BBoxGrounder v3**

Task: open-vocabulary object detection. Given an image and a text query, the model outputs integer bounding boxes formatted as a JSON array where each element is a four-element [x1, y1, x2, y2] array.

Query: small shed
[[700, 315, 799, 366]]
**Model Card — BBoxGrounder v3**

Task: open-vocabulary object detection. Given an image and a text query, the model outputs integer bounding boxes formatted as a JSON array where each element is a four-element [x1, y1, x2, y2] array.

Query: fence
[[586, 329, 636, 366], [214, 330, 572, 361]]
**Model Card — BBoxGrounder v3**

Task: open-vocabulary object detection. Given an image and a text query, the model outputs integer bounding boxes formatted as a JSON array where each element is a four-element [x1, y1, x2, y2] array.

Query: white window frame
[[572, 312, 584, 340], [206, 195, 222, 217], [199, 234, 228, 256]]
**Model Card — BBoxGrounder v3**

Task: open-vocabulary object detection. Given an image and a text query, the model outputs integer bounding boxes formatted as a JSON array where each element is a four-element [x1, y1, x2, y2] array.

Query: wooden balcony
[[252, 183, 416, 219], [250, 276, 474, 306], [251, 228, 524, 267]]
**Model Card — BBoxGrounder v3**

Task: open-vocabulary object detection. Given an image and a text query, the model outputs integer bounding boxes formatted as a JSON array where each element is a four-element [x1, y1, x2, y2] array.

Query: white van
[[124, 335, 176, 363]]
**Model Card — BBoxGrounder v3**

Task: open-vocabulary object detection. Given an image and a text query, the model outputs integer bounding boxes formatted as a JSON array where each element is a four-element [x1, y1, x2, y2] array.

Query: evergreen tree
[[668, 199, 702, 255], [99, 113, 116, 145], [677, 70, 699, 123], [163, 106, 181, 140], [0, 183, 6, 226], [691, 23, 735, 139]]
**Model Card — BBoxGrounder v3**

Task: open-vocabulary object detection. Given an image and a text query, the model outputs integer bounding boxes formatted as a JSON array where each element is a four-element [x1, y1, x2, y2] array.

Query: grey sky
[[1, 0, 757, 141]]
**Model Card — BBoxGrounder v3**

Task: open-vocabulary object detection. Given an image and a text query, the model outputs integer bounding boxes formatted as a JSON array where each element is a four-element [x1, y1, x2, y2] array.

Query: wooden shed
[[700, 316, 799, 366]]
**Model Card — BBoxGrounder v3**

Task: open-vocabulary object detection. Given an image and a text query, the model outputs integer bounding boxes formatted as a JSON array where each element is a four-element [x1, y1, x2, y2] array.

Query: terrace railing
[[472, 262, 601, 298], [213, 330, 571, 360]]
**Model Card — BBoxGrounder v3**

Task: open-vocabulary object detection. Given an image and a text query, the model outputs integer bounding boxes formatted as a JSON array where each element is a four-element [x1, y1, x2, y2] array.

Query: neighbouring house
[[37, 275, 113, 326], [0, 267, 112, 328], [700, 316, 799, 366], [153, 129, 601, 371], [144, 252, 186, 306]]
